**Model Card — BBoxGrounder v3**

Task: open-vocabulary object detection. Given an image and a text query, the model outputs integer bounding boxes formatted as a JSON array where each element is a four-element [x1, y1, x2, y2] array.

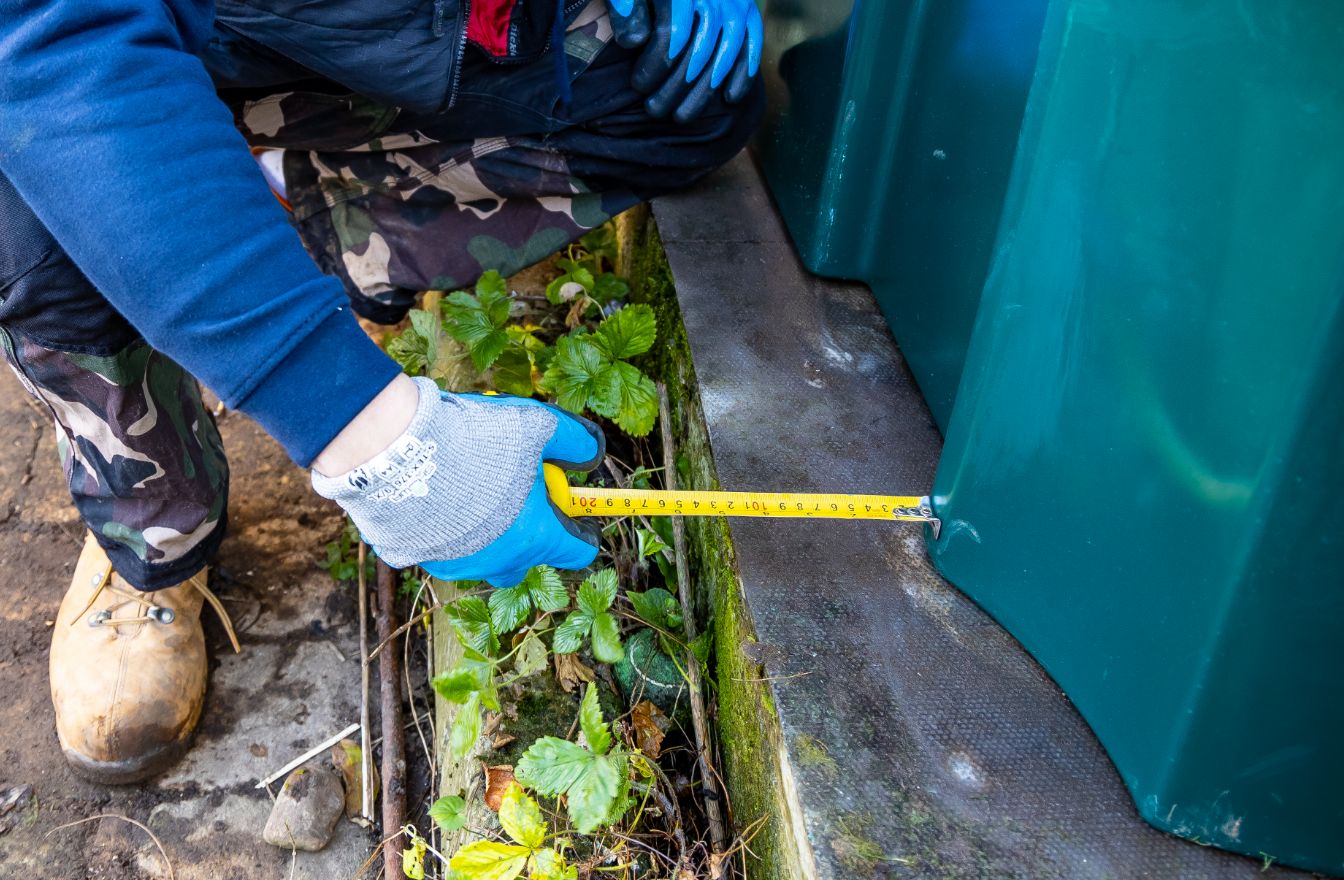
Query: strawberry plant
[[449, 783, 577, 880], [380, 223, 732, 879], [515, 683, 633, 834]]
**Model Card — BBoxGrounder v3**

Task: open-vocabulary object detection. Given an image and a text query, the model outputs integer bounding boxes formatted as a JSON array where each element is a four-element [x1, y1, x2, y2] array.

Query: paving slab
[[651, 153, 1320, 879], [0, 368, 373, 878]]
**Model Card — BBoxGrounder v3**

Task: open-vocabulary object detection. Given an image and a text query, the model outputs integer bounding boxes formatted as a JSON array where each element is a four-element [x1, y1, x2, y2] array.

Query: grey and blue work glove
[[313, 377, 605, 588], [609, 0, 763, 122]]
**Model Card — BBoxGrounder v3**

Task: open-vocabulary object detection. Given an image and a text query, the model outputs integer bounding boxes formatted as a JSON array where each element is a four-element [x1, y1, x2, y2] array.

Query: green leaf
[[591, 273, 630, 306], [627, 588, 676, 630], [552, 611, 590, 655], [565, 752, 625, 834], [489, 585, 532, 635], [498, 783, 547, 849], [429, 795, 468, 832], [524, 566, 569, 613], [576, 569, 618, 616], [545, 266, 595, 304], [386, 309, 439, 377], [636, 529, 670, 560], [492, 344, 539, 397], [447, 597, 498, 655], [476, 269, 509, 301], [578, 683, 611, 756], [444, 280, 512, 372], [589, 611, 624, 664], [592, 360, 658, 436], [516, 738, 625, 835], [579, 225, 617, 264], [515, 736, 593, 796], [514, 630, 550, 678], [527, 848, 576, 880], [449, 691, 482, 761], [593, 304, 656, 361], [690, 631, 713, 664], [450, 840, 530, 880], [663, 598, 684, 630], [432, 669, 482, 704], [540, 336, 607, 415], [606, 757, 635, 829]]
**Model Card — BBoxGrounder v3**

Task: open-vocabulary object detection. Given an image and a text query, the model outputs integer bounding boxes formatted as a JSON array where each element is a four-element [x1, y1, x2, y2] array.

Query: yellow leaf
[[402, 836, 427, 880], [450, 841, 530, 880], [498, 783, 547, 850]]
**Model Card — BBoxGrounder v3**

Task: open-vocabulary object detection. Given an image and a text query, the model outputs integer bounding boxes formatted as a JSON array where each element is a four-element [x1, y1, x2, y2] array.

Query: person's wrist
[[311, 373, 420, 477]]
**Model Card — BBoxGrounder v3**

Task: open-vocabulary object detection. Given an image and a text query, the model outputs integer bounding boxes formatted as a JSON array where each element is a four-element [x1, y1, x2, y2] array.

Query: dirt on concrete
[[0, 366, 375, 879]]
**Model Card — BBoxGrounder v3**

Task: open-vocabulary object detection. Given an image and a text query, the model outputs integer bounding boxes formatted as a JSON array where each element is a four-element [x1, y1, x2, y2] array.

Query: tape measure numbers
[[543, 465, 941, 536]]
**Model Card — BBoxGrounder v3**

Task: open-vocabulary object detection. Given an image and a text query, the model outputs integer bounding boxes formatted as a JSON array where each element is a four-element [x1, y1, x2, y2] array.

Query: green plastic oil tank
[[929, 1, 1344, 872], [757, 0, 1050, 428]]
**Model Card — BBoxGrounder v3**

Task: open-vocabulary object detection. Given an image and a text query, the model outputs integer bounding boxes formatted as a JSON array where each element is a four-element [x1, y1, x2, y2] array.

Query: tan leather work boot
[[49, 533, 240, 784]]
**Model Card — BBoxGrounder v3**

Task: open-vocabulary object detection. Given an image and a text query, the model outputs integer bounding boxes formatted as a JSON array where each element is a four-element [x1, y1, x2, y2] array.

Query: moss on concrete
[[624, 212, 814, 880]]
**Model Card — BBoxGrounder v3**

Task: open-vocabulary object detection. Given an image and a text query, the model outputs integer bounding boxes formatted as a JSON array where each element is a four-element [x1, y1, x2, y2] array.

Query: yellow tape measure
[[543, 464, 940, 535]]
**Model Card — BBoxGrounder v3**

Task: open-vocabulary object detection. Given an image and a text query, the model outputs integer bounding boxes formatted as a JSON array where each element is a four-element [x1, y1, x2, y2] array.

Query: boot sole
[[62, 734, 192, 786]]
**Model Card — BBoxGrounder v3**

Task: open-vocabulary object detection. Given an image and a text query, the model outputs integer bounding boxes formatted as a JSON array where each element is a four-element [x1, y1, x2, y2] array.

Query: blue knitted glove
[[609, 0, 762, 122], [313, 378, 604, 588]]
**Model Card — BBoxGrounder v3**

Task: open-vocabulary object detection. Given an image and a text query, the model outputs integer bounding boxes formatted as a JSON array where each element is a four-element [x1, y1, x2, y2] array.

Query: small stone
[[263, 763, 345, 852], [0, 784, 34, 835]]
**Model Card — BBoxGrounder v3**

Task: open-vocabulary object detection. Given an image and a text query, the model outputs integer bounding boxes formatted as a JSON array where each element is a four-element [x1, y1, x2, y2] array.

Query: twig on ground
[[358, 541, 375, 822], [45, 814, 176, 880], [658, 384, 728, 854], [255, 723, 361, 790], [638, 760, 688, 869], [368, 601, 441, 662], [376, 559, 408, 880]]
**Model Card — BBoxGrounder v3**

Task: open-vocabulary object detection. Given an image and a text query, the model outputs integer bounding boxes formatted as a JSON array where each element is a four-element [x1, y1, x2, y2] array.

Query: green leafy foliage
[[552, 570, 623, 663], [488, 566, 568, 634], [322, 520, 374, 583], [540, 306, 658, 435], [635, 527, 670, 560], [492, 326, 551, 398], [513, 630, 550, 678], [449, 784, 575, 880], [386, 308, 442, 377], [515, 684, 632, 834], [443, 270, 513, 371], [432, 636, 502, 762], [429, 794, 468, 832], [545, 261, 595, 305], [446, 596, 499, 656], [626, 588, 682, 632], [592, 305, 657, 361], [450, 691, 483, 760]]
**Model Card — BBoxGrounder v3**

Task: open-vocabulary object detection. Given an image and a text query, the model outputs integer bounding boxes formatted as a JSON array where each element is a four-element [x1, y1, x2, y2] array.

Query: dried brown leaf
[[554, 651, 596, 693], [483, 765, 516, 812], [630, 700, 670, 759], [491, 733, 517, 750]]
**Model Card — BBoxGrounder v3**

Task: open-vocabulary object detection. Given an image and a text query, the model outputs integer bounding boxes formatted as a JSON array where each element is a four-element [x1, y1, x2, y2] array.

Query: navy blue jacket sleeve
[[0, 0, 402, 466]]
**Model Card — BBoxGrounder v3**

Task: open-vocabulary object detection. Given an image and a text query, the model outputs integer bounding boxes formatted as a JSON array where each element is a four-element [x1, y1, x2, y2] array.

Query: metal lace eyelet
[[147, 606, 176, 625], [87, 610, 111, 627]]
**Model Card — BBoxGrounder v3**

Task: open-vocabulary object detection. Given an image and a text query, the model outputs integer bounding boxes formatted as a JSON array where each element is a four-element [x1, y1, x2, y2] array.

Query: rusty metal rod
[[375, 560, 407, 879]]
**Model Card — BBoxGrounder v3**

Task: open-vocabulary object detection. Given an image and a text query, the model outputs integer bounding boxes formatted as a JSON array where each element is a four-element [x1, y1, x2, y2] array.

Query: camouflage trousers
[[0, 0, 761, 589]]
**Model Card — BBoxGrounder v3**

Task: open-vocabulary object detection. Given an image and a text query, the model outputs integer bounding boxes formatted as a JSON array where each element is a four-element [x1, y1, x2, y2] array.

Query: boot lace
[[71, 562, 241, 654]]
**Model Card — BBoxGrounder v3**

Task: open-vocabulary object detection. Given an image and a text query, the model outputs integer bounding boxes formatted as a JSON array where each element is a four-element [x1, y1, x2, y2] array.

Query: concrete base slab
[[651, 153, 1318, 879]]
